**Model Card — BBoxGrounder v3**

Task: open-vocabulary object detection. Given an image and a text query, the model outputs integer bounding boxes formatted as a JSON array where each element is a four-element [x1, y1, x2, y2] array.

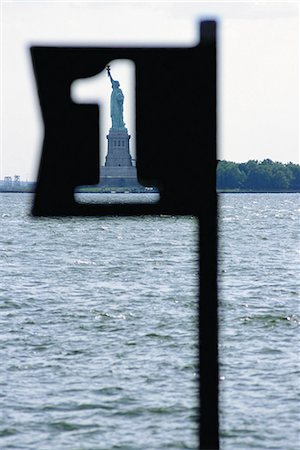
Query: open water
[[0, 193, 299, 450]]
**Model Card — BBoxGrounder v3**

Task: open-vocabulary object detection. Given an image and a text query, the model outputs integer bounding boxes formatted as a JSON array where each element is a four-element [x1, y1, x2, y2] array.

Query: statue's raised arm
[[106, 65, 114, 87]]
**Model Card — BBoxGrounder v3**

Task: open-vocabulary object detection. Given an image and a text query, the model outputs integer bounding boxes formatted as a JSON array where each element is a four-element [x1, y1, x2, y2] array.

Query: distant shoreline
[[217, 189, 300, 194], [0, 188, 299, 194]]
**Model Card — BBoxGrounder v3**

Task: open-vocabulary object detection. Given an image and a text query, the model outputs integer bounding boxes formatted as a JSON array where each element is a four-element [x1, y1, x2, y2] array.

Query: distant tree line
[[217, 159, 300, 191]]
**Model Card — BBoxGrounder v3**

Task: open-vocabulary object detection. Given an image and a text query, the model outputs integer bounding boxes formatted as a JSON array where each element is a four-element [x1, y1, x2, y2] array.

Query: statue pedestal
[[100, 129, 140, 188], [105, 129, 132, 167]]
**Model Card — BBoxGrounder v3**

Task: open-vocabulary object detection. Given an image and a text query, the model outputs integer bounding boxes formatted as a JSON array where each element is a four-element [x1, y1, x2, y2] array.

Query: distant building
[[14, 175, 21, 187], [4, 176, 13, 188], [0, 176, 35, 192]]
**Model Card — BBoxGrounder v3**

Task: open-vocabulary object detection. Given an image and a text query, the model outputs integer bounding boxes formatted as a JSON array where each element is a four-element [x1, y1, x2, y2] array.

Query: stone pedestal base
[[105, 129, 133, 167], [100, 128, 140, 188]]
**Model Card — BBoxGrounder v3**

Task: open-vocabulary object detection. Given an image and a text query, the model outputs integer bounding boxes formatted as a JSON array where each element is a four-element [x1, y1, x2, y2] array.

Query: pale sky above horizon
[[0, 1, 299, 181]]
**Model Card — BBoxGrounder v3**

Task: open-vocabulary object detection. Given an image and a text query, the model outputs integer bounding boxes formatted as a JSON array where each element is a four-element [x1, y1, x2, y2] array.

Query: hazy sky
[[0, 1, 299, 180]]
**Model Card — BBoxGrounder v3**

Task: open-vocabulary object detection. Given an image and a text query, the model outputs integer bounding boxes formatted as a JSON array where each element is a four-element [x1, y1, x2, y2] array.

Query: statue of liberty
[[106, 65, 126, 130]]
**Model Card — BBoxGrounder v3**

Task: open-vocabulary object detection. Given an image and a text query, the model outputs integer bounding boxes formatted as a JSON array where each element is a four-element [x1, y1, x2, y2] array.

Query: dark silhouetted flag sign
[[30, 20, 219, 450]]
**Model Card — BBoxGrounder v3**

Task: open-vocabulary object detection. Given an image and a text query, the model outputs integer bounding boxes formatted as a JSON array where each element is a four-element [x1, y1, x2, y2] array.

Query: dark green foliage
[[217, 161, 246, 189], [217, 159, 300, 191], [287, 162, 300, 190]]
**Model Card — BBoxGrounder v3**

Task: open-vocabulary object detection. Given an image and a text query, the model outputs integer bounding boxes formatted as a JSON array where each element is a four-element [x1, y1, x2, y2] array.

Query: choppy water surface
[[0, 193, 299, 449], [219, 193, 300, 450], [0, 194, 198, 450]]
